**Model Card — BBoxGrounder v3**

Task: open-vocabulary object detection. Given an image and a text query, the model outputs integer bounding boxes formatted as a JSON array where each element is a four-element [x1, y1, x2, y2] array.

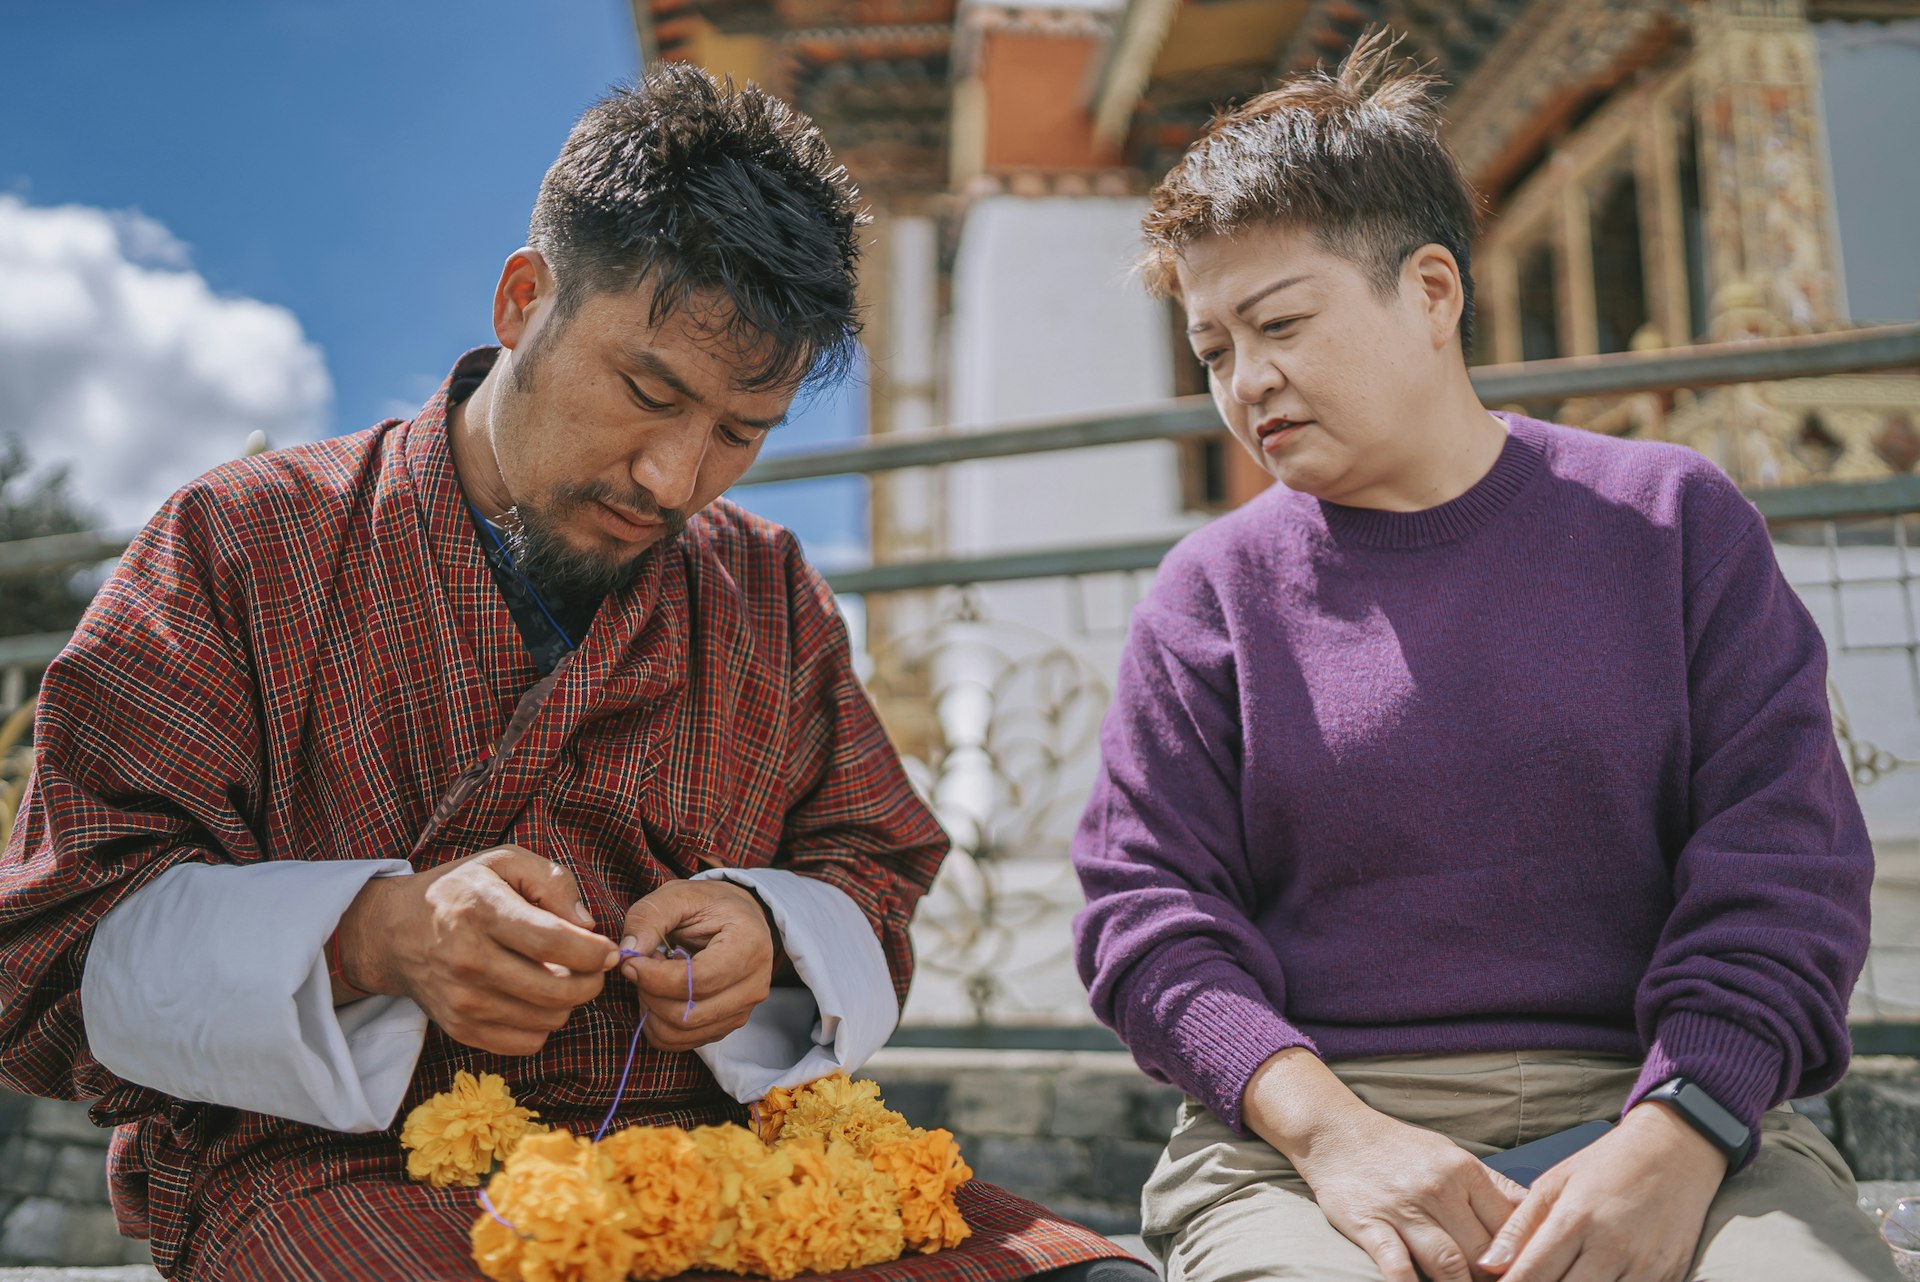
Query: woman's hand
[[1244, 1050, 1527, 1282], [1478, 1102, 1728, 1282]]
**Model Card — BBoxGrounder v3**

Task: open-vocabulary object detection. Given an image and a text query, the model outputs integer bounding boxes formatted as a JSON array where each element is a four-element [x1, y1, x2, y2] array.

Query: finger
[[454, 1021, 552, 1059], [1498, 1208, 1582, 1282], [484, 882, 619, 974], [1479, 1184, 1554, 1276], [1429, 1200, 1497, 1277], [635, 976, 763, 1039], [1401, 1218, 1475, 1282], [440, 985, 584, 1039], [487, 847, 595, 929], [642, 1010, 751, 1053], [471, 946, 607, 1011], [627, 930, 769, 1003], [1352, 1227, 1419, 1282], [621, 881, 709, 955], [1465, 1167, 1528, 1239]]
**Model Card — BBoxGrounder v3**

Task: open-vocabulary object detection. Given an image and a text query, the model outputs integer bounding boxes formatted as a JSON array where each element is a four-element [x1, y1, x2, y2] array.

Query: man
[[0, 65, 1125, 1282]]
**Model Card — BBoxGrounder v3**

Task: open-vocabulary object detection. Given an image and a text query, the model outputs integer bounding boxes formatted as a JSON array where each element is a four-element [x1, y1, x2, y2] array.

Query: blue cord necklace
[[466, 500, 578, 652]]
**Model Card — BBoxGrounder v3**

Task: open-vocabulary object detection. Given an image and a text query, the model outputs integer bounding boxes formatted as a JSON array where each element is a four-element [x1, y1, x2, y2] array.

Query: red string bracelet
[[325, 928, 370, 1002]]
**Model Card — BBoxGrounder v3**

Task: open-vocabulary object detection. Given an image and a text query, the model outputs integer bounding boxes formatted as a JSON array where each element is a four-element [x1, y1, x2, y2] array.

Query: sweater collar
[[1315, 413, 1546, 551]]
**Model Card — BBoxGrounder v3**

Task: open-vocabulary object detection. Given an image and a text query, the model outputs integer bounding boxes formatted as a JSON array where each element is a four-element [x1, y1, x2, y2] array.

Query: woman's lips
[[1255, 418, 1312, 451]]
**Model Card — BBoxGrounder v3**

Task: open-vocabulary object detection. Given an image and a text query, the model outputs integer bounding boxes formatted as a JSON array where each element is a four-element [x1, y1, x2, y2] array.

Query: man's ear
[[492, 249, 555, 352], [1406, 243, 1466, 352]]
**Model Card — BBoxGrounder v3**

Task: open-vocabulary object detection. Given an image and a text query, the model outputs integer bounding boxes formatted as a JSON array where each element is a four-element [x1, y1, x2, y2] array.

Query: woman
[[1071, 34, 1897, 1282]]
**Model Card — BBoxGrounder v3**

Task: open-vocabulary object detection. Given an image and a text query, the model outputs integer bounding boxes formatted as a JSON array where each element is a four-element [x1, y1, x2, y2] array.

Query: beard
[[491, 322, 687, 602], [497, 484, 687, 602]]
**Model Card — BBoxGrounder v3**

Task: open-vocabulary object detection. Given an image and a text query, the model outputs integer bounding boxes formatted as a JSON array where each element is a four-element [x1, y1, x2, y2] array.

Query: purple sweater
[[1072, 415, 1871, 1143]]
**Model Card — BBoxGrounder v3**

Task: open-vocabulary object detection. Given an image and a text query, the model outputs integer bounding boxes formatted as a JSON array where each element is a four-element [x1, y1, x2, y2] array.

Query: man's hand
[[1245, 1049, 1527, 1282], [1478, 1102, 1729, 1282], [619, 880, 776, 1052], [335, 844, 619, 1057]]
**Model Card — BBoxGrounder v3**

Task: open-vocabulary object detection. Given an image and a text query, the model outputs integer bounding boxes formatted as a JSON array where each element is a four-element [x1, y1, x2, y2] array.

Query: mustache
[[563, 481, 688, 536]]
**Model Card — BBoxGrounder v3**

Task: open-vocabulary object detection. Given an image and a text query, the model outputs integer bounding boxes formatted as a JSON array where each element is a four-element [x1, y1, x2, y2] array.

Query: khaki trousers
[[1141, 1052, 1899, 1282]]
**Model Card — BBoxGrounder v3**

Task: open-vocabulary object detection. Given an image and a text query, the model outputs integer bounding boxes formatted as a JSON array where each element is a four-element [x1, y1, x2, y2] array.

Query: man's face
[[1176, 223, 1456, 506], [483, 266, 795, 599]]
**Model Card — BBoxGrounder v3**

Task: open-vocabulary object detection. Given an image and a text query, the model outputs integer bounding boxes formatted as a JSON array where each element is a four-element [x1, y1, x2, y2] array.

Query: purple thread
[[479, 1186, 528, 1240], [473, 943, 701, 1238], [750, 1101, 762, 1138], [591, 944, 695, 1142]]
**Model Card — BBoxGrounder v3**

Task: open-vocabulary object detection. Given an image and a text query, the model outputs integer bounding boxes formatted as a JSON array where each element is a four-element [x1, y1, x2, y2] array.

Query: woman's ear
[[1406, 243, 1466, 353]]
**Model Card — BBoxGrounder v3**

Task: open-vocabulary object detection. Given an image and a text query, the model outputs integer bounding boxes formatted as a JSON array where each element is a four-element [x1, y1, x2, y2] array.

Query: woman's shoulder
[[1518, 415, 1757, 547]]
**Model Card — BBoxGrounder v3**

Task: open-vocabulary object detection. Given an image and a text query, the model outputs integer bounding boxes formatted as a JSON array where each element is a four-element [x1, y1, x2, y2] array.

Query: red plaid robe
[[0, 365, 1123, 1281]]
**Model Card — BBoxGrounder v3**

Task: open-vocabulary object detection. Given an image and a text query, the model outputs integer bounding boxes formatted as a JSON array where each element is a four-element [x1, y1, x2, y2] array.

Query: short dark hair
[[1140, 31, 1482, 355], [529, 62, 869, 391]]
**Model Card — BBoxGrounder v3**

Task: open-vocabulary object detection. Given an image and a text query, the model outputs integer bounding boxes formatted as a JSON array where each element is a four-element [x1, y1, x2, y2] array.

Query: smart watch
[[1640, 1077, 1753, 1166]]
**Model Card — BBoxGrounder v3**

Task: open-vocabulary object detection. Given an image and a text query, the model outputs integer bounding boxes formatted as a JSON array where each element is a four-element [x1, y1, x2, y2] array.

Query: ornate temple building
[[634, 0, 1920, 503], [631, 1, 1920, 1026]]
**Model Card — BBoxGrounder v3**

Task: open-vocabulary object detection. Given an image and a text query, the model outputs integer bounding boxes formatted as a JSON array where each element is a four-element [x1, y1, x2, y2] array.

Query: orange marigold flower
[[869, 1127, 973, 1253], [755, 1083, 798, 1143], [766, 1073, 912, 1156], [471, 1131, 638, 1282], [401, 1071, 545, 1189], [597, 1126, 718, 1281], [817, 1138, 907, 1271]]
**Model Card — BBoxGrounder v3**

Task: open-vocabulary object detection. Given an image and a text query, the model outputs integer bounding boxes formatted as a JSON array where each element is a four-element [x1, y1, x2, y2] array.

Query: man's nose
[[630, 420, 713, 514]]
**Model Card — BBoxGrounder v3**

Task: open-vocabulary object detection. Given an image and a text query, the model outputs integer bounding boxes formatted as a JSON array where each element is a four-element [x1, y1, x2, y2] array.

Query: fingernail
[[1479, 1244, 1512, 1271], [621, 935, 638, 956], [574, 901, 593, 927]]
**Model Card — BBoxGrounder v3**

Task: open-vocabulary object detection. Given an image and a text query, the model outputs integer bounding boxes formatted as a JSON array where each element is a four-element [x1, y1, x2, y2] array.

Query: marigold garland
[[401, 1072, 973, 1282], [400, 1070, 548, 1188]]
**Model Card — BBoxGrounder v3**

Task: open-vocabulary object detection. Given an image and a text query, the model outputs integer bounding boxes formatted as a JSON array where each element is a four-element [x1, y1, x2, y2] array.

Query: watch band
[[1642, 1077, 1753, 1166]]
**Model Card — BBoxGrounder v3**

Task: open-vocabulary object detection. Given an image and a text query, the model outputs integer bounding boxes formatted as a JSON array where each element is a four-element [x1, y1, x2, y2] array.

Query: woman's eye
[[1264, 318, 1299, 336], [1197, 349, 1225, 368]]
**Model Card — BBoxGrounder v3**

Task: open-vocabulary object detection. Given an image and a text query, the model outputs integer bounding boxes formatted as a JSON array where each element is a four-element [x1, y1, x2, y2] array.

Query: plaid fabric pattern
[[210, 1179, 1128, 1282], [0, 355, 1117, 1281]]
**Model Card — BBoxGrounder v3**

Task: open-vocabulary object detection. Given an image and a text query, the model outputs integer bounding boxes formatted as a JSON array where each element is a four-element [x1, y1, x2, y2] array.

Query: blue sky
[[1, 0, 865, 563]]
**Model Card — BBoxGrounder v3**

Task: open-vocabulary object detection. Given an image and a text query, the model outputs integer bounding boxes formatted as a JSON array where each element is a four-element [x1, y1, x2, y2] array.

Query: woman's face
[[1176, 223, 1460, 507]]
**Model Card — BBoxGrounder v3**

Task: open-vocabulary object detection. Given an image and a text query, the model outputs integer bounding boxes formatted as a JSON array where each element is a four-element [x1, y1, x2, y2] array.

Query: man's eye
[[624, 378, 669, 412], [718, 426, 757, 448]]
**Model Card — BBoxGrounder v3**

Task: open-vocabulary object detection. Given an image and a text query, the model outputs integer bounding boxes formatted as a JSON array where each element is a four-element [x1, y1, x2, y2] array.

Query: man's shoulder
[[164, 424, 392, 540], [683, 497, 805, 580]]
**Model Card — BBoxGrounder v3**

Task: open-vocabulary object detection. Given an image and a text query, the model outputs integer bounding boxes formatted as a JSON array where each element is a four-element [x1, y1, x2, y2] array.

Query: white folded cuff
[[81, 859, 427, 1132], [689, 867, 898, 1103]]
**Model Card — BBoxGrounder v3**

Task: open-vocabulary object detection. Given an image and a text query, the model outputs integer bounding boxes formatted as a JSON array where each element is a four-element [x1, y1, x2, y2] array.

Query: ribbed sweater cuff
[[1626, 1009, 1785, 1171], [1171, 980, 1314, 1137]]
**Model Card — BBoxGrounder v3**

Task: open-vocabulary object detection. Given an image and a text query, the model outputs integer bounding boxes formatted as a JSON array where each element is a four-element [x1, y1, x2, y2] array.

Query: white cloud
[[0, 195, 331, 529]]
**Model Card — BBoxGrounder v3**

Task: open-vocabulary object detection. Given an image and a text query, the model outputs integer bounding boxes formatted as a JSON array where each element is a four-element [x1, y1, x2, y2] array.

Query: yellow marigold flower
[[471, 1131, 638, 1282], [870, 1127, 973, 1253], [767, 1073, 913, 1156], [817, 1138, 906, 1271], [597, 1126, 718, 1281], [401, 1071, 545, 1189]]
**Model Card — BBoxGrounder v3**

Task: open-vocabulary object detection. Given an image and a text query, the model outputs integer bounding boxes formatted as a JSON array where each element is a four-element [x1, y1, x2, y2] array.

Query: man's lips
[[592, 500, 665, 541]]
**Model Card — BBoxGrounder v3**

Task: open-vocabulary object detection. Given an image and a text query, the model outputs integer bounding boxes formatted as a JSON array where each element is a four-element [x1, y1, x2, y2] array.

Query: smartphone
[[1482, 1120, 1613, 1187]]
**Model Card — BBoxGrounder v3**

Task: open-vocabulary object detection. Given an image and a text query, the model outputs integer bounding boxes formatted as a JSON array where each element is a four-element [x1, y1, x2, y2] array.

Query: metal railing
[[4, 322, 1920, 1044]]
